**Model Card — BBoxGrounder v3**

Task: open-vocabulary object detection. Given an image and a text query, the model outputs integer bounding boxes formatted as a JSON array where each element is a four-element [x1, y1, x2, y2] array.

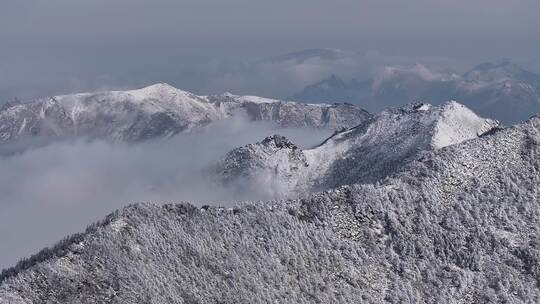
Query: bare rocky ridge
[[0, 113, 539, 303], [0, 83, 371, 145]]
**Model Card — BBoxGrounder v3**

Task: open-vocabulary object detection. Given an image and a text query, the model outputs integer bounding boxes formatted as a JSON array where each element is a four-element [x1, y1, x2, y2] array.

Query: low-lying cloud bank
[[0, 115, 331, 270]]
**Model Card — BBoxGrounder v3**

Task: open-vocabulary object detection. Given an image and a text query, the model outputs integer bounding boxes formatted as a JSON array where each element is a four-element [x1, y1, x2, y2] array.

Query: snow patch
[[431, 101, 499, 149]]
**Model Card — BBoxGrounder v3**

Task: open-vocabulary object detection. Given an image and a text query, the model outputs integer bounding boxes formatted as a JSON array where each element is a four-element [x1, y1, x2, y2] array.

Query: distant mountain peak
[[463, 59, 530, 82], [0, 85, 371, 147], [293, 59, 540, 123], [310, 74, 347, 90], [468, 58, 514, 72]]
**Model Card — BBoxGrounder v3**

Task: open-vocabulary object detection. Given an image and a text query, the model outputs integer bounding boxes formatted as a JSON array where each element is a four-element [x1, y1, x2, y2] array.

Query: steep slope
[[0, 83, 371, 145], [1, 114, 539, 303], [216, 101, 499, 198], [293, 60, 540, 123]]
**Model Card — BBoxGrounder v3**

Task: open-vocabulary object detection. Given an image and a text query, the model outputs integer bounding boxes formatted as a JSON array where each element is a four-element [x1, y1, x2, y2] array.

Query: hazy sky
[[0, 0, 539, 94], [1, 0, 540, 101]]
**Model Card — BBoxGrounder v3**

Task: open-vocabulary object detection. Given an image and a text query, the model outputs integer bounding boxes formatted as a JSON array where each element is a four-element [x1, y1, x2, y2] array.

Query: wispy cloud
[[0, 114, 331, 269]]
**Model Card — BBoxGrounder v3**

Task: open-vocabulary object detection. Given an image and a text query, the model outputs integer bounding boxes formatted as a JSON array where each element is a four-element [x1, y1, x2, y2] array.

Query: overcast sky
[[1, 0, 540, 100], [1, 0, 540, 270]]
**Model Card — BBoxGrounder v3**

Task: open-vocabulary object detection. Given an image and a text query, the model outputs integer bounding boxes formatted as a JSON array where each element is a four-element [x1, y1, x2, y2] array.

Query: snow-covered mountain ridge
[[293, 60, 540, 123], [1, 111, 539, 303], [216, 101, 500, 198], [0, 83, 371, 144]]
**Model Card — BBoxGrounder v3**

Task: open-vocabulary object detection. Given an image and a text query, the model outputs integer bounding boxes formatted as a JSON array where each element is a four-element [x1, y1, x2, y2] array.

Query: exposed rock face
[[0, 83, 372, 145], [1, 114, 539, 303]]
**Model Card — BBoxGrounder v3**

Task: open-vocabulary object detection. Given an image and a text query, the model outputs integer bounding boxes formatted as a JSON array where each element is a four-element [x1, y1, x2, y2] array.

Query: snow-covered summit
[[430, 101, 499, 148], [215, 101, 500, 198], [128, 82, 178, 94], [215, 134, 308, 199], [0, 84, 371, 145]]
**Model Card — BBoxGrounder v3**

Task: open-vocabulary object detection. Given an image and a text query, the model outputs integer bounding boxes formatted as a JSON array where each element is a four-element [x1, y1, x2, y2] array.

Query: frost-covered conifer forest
[[2, 1, 540, 303]]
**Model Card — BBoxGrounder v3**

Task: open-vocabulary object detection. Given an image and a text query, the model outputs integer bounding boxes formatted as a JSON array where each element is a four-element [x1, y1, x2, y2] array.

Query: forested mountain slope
[[1, 108, 539, 303]]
